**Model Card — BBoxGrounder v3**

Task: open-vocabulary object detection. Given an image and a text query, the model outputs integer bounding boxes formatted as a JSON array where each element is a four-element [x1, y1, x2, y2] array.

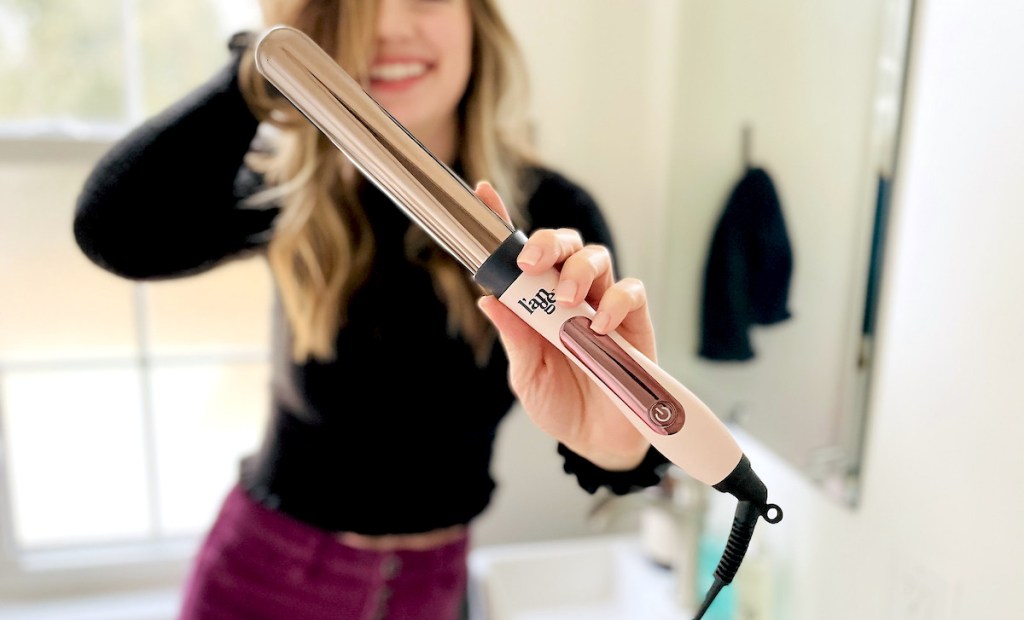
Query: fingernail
[[518, 246, 542, 267], [554, 280, 577, 303], [591, 312, 610, 333]]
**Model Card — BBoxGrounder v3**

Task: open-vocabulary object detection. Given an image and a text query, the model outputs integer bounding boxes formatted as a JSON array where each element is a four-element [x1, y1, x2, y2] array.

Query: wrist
[[568, 440, 650, 472]]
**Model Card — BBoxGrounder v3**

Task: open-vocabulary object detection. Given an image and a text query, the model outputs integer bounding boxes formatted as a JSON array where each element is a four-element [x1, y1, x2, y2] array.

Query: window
[[0, 0, 270, 600]]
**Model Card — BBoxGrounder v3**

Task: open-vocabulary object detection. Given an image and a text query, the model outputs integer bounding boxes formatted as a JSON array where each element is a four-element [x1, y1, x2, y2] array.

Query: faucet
[[637, 466, 710, 610], [584, 465, 710, 611], [587, 489, 643, 533]]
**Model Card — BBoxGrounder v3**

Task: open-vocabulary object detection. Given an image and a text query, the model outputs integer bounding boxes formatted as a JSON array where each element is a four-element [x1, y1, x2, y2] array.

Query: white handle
[[498, 269, 743, 485]]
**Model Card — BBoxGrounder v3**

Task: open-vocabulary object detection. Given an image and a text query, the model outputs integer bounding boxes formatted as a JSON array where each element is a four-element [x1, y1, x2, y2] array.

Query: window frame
[[0, 139, 267, 601], [0, 0, 266, 602]]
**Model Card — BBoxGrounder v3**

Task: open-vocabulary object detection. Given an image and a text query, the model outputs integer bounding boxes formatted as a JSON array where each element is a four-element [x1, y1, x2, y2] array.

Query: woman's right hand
[[473, 182, 655, 472]]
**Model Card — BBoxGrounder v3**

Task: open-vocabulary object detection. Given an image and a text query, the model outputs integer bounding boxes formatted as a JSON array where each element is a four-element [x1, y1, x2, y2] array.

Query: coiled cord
[[692, 500, 783, 620]]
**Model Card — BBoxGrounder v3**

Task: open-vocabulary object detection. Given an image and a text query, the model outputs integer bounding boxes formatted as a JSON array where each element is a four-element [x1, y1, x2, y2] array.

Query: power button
[[648, 400, 683, 434]]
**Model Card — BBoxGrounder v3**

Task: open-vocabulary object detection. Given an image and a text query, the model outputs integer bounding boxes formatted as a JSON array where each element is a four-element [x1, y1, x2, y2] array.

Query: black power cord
[[692, 456, 783, 620]]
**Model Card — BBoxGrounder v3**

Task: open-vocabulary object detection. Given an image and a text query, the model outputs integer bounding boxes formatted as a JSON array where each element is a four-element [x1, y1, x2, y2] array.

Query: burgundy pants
[[179, 484, 469, 620]]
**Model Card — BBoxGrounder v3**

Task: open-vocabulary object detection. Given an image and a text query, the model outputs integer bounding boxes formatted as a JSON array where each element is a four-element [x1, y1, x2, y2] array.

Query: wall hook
[[742, 123, 754, 170]]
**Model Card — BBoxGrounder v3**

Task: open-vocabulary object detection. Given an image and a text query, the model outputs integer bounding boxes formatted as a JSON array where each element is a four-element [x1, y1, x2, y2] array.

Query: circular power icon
[[648, 400, 683, 434]]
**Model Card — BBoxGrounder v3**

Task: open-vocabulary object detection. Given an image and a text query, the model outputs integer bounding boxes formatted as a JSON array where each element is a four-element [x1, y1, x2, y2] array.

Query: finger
[[553, 244, 615, 307], [590, 277, 651, 338], [474, 180, 512, 227], [516, 228, 584, 274]]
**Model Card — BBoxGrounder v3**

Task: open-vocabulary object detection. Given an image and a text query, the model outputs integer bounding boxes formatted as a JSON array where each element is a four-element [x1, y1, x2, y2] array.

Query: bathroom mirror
[[656, 0, 916, 506]]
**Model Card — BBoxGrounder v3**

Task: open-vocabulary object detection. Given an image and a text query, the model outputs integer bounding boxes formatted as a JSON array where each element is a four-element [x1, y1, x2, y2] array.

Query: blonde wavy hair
[[238, 0, 538, 363]]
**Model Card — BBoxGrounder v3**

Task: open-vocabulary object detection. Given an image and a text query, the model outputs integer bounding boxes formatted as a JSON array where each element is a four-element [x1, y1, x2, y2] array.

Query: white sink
[[467, 535, 693, 620]]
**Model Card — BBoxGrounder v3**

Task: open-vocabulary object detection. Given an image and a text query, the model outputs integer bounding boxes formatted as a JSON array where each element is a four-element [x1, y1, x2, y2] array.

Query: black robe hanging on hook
[[699, 167, 793, 361]]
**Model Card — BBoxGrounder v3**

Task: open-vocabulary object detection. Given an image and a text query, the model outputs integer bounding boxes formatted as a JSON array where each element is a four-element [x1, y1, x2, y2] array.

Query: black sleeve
[[557, 444, 669, 495], [73, 39, 277, 281], [523, 167, 669, 495]]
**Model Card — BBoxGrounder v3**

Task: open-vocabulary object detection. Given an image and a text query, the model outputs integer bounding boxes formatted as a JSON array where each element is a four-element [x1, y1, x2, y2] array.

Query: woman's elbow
[[72, 199, 156, 281]]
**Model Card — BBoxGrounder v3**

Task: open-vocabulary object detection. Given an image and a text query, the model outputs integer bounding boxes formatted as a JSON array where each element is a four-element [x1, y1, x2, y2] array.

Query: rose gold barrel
[[253, 25, 513, 273]]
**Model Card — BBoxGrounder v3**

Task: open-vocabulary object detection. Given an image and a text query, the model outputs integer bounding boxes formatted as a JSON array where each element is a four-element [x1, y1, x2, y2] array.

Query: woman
[[74, 1, 667, 618]]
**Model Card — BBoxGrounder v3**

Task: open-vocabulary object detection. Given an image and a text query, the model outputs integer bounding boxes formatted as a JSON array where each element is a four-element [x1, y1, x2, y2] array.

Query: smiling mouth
[[369, 62, 430, 85]]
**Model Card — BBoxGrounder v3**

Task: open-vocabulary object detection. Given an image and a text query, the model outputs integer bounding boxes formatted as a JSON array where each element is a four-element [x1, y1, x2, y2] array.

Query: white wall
[[723, 1, 1024, 617], [495, 0, 680, 317]]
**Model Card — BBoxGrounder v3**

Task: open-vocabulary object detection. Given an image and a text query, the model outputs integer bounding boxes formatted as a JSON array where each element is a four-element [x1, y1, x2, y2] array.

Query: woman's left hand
[[473, 182, 653, 471]]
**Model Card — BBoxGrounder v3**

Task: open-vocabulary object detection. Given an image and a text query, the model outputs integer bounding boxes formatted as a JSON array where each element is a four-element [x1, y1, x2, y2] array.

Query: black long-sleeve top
[[73, 44, 666, 535]]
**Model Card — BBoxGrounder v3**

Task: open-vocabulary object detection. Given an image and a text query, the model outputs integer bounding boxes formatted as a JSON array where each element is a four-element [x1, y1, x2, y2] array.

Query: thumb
[[477, 295, 547, 369], [474, 180, 513, 227]]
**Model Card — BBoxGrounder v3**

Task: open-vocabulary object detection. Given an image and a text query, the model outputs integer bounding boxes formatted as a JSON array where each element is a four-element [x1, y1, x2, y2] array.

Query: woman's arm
[[73, 39, 277, 280]]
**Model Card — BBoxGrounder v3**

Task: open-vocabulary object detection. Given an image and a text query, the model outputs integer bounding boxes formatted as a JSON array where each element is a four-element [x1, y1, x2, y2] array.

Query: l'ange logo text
[[517, 288, 557, 315]]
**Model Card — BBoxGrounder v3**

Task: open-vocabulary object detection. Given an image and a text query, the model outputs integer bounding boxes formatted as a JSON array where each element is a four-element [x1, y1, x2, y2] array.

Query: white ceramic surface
[[467, 535, 694, 620]]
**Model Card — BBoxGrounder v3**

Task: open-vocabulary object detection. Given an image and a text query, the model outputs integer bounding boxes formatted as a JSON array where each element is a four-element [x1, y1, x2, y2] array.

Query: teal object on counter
[[696, 535, 736, 620]]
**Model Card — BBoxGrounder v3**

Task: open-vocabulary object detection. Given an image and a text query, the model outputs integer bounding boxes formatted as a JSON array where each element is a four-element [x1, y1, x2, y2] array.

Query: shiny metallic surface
[[558, 316, 685, 435], [254, 25, 514, 273]]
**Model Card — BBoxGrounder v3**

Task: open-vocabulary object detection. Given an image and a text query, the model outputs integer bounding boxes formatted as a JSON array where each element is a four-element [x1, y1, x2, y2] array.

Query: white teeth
[[370, 62, 428, 82]]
